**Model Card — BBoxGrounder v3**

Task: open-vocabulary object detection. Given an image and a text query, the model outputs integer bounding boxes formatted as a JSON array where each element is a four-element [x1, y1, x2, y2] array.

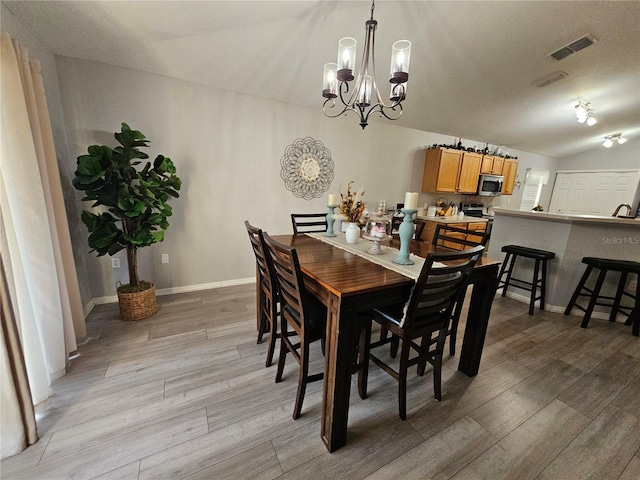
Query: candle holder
[[392, 208, 417, 265], [325, 205, 337, 237]]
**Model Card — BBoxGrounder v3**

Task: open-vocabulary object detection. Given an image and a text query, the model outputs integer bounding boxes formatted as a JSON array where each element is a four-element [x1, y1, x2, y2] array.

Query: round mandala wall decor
[[280, 137, 334, 200]]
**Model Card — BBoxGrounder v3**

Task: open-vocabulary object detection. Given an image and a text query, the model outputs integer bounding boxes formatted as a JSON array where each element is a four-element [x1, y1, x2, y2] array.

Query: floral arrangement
[[334, 181, 366, 225]]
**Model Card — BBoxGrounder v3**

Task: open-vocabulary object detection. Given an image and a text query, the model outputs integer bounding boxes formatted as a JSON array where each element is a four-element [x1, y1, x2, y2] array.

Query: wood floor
[[2, 284, 639, 480]]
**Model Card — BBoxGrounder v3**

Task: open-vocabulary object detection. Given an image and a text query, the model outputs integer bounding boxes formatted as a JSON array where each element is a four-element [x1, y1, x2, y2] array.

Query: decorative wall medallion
[[280, 137, 334, 199]]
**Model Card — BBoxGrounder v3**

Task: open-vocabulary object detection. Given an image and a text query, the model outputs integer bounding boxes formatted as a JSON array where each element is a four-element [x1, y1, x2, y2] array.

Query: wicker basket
[[117, 283, 158, 321]]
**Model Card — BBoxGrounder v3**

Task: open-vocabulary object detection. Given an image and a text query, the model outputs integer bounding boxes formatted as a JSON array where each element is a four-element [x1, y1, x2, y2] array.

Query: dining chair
[[433, 224, 490, 355], [244, 221, 279, 367], [366, 245, 484, 420], [290, 213, 328, 234], [432, 224, 489, 251], [263, 232, 370, 419], [391, 216, 426, 241]]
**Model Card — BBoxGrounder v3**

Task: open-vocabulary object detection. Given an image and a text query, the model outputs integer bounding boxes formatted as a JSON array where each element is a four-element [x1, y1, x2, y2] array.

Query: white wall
[[559, 137, 640, 171]]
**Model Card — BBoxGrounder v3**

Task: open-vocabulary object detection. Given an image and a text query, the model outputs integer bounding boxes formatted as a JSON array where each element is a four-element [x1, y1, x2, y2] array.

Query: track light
[[603, 133, 627, 148], [575, 100, 597, 126]]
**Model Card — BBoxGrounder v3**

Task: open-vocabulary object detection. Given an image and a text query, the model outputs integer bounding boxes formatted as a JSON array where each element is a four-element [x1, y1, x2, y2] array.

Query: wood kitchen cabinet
[[421, 148, 482, 194], [480, 155, 504, 175], [501, 159, 519, 195]]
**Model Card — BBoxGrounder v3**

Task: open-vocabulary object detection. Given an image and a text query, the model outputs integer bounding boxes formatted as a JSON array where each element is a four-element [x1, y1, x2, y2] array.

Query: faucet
[[612, 203, 632, 217]]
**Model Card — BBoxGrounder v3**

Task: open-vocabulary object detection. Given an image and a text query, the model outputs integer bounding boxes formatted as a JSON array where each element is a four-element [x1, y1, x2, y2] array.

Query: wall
[[54, 56, 564, 301], [559, 137, 640, 171]]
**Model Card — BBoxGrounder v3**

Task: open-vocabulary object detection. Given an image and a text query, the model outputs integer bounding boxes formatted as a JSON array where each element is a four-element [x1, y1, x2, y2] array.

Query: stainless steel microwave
[[477, 174, 504, 196]]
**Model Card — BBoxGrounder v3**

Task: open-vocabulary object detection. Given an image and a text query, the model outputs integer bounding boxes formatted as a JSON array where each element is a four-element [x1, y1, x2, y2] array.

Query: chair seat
[[583, 257, 640, 273], [501, 244, 555, 260]]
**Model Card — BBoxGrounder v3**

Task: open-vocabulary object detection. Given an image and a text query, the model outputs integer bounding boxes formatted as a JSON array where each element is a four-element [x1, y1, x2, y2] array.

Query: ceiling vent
[[549, 34, 597, 60], [534, 71, 568, 88]]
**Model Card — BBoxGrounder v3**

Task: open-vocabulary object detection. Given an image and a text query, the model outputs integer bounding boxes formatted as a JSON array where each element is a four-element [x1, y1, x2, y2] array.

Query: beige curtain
[[1, 254, 38, 457], [1, 32, 85, 458]]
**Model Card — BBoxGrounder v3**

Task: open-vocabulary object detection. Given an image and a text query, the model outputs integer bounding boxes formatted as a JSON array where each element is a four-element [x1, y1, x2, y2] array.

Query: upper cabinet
[[501, 159, 519, 195], [480, 155, 504, 175], [421, 148, 482, 194]]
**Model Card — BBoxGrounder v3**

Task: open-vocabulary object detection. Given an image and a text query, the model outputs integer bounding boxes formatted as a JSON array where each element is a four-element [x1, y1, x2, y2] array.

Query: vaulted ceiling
[[4, 0, 640, 158]]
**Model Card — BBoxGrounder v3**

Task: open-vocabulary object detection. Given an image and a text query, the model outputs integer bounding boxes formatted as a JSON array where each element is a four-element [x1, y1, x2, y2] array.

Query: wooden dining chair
[[244, 221, 279, 367], [366, 245, 484, 420], [290, 213, 328, 234], [432, 224, 489, 251], [391, 215, 426, 241], [433, 224, 490, 355], [263, 232, 370, 419]]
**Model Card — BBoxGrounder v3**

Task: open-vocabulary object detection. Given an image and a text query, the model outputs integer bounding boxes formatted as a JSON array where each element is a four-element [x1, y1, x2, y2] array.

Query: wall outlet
[[161, 254, 169, 264], [111, 258, 120, 268]]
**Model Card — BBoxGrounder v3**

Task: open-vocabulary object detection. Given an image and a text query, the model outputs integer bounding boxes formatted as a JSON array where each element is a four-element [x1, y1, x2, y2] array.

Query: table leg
[[458, 263, 499, 376], [320, 293, 357, 452]]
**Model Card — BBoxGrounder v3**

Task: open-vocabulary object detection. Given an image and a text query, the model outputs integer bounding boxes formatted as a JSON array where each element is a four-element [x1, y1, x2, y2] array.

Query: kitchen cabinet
[[480, 155, 504, 175], [421, 148, 482, 194], [501, 159, 519, 195]]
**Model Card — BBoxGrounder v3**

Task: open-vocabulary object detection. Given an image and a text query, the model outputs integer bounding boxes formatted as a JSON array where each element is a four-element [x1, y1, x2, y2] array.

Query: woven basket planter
[[117, 283, 158, 321]]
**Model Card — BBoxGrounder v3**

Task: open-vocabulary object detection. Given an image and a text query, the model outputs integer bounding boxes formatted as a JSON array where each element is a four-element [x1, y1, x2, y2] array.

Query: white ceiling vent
[[534, 71, 569, 88], [549, 34, 597, 60]]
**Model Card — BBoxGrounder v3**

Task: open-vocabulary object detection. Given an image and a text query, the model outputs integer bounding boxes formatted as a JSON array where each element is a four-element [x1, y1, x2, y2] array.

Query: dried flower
[[333, 181, 366, 225]]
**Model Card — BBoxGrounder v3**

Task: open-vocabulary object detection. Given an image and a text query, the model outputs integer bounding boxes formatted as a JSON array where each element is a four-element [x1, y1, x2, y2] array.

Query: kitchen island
[[489, 209, 639, 318]]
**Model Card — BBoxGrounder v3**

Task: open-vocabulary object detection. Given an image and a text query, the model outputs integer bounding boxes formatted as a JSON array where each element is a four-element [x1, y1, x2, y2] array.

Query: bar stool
[[497, 245, 556, 315], [564, 257, 640, 337]]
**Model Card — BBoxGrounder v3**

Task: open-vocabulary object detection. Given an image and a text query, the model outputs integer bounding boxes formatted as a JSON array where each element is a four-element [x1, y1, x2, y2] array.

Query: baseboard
[[90, 277, 255, 306], [501, 290, 611, 320]]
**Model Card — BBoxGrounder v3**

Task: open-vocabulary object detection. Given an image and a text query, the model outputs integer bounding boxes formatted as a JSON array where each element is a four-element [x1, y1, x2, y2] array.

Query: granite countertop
[[416, 215, 489, 224], [493, 209, 640, 226]]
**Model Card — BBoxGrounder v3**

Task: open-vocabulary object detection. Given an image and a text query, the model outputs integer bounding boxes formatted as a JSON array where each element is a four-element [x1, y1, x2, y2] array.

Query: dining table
[[271, 233, 501, 452]]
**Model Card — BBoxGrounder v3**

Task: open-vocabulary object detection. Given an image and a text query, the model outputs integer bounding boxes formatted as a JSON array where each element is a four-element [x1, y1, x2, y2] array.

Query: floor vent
[[549, 34, 597, 60], [534, 71, 568, 88]]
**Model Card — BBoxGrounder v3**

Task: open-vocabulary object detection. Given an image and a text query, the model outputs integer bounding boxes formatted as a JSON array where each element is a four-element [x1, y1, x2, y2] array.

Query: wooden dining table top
[[273, 233, 501, 296]]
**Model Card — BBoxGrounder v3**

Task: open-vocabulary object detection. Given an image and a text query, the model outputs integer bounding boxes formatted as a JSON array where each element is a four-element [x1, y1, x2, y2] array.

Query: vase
[[345, 222, 360, 244]]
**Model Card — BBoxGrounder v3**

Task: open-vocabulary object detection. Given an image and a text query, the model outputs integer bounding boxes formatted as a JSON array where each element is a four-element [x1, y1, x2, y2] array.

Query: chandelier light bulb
[[603, 138, 613, 148], [618, 136, 627, 144], [586, 116, 597, 126]]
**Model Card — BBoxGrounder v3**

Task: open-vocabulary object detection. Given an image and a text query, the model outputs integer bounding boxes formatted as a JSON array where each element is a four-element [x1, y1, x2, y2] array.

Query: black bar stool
[[564, 257, 640, 337], [497, 245, 556, 315]]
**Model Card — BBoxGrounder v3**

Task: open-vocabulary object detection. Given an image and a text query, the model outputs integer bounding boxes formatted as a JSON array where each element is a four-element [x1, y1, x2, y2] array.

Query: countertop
[[492, 209, 640, 226], [416, 215, 489, 224]]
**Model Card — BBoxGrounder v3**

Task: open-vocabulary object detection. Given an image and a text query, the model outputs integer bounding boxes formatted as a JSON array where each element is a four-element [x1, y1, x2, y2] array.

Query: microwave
[[477, 174, 504, 196]]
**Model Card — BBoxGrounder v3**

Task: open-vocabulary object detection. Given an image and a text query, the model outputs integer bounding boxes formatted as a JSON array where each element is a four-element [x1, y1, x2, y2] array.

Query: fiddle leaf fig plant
[[72, 123, 182, 291]]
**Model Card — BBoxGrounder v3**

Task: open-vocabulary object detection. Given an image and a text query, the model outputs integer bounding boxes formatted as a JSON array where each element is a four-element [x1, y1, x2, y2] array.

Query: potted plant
[[72, 123, 182, 320]]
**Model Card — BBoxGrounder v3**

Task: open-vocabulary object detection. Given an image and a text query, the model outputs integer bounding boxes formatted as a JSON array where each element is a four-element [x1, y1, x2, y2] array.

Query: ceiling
[[4, 0, 640, 158]]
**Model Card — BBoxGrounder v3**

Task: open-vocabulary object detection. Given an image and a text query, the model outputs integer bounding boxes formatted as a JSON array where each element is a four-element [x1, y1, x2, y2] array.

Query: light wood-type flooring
[[2, 284, 639, 479]]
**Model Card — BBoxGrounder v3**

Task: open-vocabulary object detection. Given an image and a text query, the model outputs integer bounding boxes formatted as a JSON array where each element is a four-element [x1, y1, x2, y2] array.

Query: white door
[[549, 170, 639, 215]]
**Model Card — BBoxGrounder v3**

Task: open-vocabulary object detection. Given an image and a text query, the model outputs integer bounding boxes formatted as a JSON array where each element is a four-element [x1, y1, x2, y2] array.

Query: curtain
[[1, 32, 85, 458]]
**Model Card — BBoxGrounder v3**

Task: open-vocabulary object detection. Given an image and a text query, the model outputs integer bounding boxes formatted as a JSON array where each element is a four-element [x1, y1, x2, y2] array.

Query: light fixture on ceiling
[[322, 0, 411, 129], [602, 133, 627, 148], [575, 100, 597, 126]]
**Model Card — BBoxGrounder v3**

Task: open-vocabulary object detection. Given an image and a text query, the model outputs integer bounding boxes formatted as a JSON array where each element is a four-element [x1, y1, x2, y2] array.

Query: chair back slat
[[432, 224, 489, 250], [245, 221, 275, 290], [291, 213, 328, 234], [402, 245, 484, 329], [263, 233, 308, 333]]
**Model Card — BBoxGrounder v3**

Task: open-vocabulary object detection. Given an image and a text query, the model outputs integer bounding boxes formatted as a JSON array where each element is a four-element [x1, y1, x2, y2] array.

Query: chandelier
[[321, 1, 411, 129]]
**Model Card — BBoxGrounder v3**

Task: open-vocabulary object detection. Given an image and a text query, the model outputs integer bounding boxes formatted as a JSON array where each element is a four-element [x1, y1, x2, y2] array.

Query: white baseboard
[[89, 277, 255, 307], [501, 290, 611, 320]]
